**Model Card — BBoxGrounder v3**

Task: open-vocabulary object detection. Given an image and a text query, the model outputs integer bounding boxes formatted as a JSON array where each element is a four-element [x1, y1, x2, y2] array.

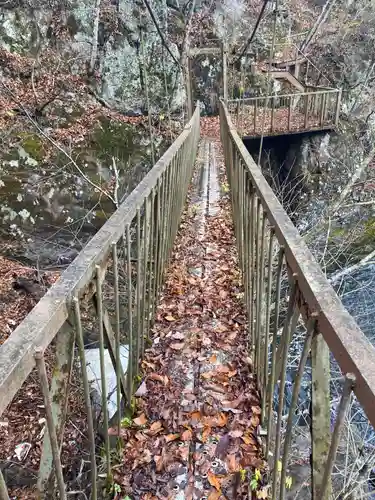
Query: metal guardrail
[[227, 88, 341, 137], [220, 100, 375, 498], [0, 106, 200, 499]]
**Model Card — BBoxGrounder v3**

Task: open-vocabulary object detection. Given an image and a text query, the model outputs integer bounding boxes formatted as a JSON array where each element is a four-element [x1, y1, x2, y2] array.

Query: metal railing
[[0, 106, 200, 499], [227, 88, 341, 137], [220, 100, 375, 499]]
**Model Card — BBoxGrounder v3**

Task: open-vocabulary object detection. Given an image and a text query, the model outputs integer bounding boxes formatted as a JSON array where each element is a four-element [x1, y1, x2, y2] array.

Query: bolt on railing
[[220, 100, 375, 499], [227, 88, 341, 137], [0, 106, 200, 499]]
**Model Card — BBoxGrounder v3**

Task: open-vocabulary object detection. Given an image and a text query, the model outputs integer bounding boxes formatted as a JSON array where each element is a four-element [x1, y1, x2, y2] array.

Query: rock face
[[0, 0, 185, 114]]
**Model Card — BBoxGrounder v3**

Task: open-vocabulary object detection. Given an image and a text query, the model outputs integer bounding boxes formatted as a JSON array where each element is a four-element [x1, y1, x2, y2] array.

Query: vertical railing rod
[[34, 348, 67, 500], [112, 242, 122, 437], [261, 226, 275, 422], [135, 208, 142, 376], [126, 224, 133, 402], [320, 373, 356, 499], [142, 197, 150, 353], [254, 199, 262, 374], [266, 246, 284, 457], [271, 275, 298, 500], [256, 208, 266, 388], [279, 313, 318, 500], [249, 190, 256, 353], [95, 265, 111, 478], [74, 298, 97, 500], [146, 189, 155, 338]]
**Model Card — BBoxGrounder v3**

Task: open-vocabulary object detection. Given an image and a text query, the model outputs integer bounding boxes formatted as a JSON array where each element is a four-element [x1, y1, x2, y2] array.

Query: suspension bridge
[[0, 40, 374, 500]]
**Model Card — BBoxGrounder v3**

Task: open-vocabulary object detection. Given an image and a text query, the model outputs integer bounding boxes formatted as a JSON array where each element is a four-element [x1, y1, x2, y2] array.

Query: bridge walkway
[[115, 138, 263, 498]]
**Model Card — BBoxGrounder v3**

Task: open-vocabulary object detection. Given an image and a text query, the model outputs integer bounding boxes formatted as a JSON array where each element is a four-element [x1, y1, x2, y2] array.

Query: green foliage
[[19, 133, 44, 161], [121, 416, 132, 428]]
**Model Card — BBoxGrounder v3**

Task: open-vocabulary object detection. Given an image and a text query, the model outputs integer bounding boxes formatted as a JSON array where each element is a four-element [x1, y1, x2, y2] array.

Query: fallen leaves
[[215, 434, 230, 459], [208, 471, 222, 491], [133, 414, 147, 426], [147, 421, 163, 436], [165, 315, 176, 322], [170, 342, 185, 350], [165, 433, 180, 443], [110, 139, 264, 497], [181, 428, 193, 441], [148, 373, 169, 385]]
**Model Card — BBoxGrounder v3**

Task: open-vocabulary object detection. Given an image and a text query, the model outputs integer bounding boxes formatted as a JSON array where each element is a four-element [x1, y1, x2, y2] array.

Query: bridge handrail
[[220, 99, 375, 495], [227, 87, 340, 103], [0, 106, 200, 498], [220, 99, 375, 426], [227, 87, 341, 136], [0, 106, 200, 415]]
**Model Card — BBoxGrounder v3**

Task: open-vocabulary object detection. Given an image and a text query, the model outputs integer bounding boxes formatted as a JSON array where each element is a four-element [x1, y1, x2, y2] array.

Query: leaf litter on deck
[[114, 122, 266, 499]]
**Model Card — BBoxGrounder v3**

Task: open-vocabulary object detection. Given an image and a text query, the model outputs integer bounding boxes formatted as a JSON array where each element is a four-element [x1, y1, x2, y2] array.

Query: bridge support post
[[311, 333, 332, 499]]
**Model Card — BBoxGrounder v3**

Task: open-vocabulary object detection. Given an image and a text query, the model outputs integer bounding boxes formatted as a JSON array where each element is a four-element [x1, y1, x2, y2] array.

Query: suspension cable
[[258, 0, 278, 166], [235, 0, 270, 64], [142, 0, 181, 68]]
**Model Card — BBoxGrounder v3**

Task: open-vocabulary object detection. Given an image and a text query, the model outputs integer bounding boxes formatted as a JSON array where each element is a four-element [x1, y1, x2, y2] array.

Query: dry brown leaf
[[170, 342, 185, 350], [165, 433, 180, 443], [209, 354, 217, 363], [227, 454, 238, 472], [165, 315, 176, 322], [149, 373, 169, 385], [215, 365, 230, 374], [202, 426, 211, 443], [241, 433, 256, 445], [208, 471, 222, 491], [181, 428, 193, 441], [208, 490, 221, 500], [215, 412, 228, 427], [154, 455, 164, 472], [148, 421, 163, 435], [222, 395, 245, 409], [191, 411, 201, 423], [133, 413, 147, 426]]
